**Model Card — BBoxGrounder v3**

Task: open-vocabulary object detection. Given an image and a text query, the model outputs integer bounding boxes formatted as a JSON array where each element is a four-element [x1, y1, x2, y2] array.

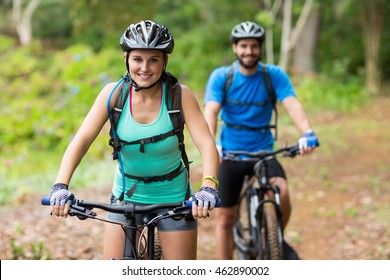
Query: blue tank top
[[204, 63, 296, 152], [112, 82, 189, 203]]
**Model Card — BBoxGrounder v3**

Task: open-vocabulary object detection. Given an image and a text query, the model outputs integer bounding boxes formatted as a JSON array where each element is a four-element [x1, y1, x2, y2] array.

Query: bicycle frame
[[122, 211, 165, 260], [122, 213, 156, 260]]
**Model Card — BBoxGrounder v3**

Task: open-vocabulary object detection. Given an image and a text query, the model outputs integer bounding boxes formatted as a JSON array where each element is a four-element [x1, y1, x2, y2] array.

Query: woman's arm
[[181, 85, 220, 218], [181, 85, 219, 181]]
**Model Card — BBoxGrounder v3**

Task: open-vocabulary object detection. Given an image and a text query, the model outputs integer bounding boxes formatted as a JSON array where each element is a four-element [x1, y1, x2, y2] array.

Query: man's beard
[[236, 55, 261, 69]]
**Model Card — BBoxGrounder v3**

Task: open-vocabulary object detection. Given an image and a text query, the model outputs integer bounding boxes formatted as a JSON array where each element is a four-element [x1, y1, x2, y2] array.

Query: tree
[[256, 0, 315, 71], [279, 0, 314, 71], [258, 0, 283, 65], [292, 3, 320, 74], [360, 0, 385, 95], [11, 0, 41, 45]]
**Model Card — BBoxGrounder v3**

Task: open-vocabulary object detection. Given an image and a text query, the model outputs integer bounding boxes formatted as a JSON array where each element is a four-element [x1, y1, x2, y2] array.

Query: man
[[203, 21, 319, 260]]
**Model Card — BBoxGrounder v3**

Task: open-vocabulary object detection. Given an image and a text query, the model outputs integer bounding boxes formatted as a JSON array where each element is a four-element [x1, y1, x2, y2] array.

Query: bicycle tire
[[233, 187, 256, 260], [153, 229, 163, 260], [259, 202, 283, 259]]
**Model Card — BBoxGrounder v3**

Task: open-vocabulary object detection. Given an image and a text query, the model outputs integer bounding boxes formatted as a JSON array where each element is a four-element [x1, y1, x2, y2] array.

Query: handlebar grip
[[185, 198, 221, 208], [41, 196, 50, 205]]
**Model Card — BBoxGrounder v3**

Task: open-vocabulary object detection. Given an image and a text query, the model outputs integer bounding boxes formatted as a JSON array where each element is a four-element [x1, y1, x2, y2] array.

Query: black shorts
[[218, 157, 286, 207]]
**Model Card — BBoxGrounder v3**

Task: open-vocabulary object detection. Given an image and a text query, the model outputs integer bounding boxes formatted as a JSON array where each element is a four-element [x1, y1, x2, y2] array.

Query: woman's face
[[127, 49, 166, 88]]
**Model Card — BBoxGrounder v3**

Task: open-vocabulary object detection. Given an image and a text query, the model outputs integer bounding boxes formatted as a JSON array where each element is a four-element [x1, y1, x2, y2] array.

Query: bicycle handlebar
[[41, 197, 221, 214], [224, 144, 301, 161]]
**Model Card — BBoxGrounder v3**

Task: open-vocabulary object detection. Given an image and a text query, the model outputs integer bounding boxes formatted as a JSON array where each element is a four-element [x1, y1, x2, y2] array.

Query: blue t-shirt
[[204, 62, 296, 152]]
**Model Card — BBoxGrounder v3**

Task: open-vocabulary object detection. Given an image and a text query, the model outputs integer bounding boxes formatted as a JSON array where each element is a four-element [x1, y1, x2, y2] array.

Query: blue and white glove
[[49, 183, 74, 206], [298, 130, 319, 149], [192, 186, 219, 210]]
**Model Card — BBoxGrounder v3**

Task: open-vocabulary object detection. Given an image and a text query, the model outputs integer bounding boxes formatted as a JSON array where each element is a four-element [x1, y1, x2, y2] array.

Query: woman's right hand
[[49, 183, 74, 218]]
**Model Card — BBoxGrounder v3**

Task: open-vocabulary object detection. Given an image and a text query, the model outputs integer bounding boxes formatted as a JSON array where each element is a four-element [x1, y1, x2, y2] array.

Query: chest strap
[[224, 121, 276, 131], [224, 98, 268, 107], [115, 128, 180, 153], [120, 163, 184, 199]]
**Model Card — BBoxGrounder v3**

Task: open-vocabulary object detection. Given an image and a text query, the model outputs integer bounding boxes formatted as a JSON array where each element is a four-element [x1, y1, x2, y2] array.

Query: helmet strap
[[132, 78, 161, 92]]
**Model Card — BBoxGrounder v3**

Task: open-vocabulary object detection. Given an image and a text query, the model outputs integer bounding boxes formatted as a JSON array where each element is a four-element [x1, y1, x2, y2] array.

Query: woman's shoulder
[[102, 81, 120, 93], [179, 84, 198, 107], [96, 81, 127, 109], [101, 81, 127, 98]]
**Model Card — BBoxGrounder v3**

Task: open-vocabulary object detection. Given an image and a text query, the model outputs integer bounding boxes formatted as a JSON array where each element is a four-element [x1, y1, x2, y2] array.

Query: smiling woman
[[45, 19, 220, 260]]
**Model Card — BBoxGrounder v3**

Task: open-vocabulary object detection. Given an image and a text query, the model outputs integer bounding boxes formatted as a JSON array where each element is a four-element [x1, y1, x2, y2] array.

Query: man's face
[[233, 38, 261, 69]]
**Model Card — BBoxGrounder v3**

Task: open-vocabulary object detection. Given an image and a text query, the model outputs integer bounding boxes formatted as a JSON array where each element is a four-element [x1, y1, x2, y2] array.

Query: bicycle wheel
[[233, 188, 256, 260], [153, 229, 163, 260], [258, 202, 283, 260]]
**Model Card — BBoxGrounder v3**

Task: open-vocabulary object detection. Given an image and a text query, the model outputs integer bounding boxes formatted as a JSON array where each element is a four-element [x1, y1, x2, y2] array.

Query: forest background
[[0, 0, 389, 260]]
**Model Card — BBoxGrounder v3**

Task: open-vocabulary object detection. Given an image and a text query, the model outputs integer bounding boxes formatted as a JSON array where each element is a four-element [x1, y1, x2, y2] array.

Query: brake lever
[[69, 205, 97, 220], [283, 147, 300, 158]]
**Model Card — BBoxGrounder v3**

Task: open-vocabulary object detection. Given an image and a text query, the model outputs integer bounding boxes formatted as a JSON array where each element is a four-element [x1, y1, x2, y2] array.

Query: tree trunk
[[292, 6, 320, 74], [361, 0, 384, 95], [279, 0, 314, 71], [12, 0, 41, 46], [279, 0, 292, 71], [262, 0, 283, 64]]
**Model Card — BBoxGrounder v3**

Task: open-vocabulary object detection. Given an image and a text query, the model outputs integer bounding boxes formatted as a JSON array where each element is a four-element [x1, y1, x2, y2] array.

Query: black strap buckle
[[150, 134, 163, 143]]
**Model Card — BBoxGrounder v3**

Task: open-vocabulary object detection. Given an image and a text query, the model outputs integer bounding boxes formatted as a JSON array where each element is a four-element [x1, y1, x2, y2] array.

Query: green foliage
[[294, 73, 371, 113], [9, 239, 51, 260], [345, 207, 359, 218], [316, 1, 365, 76], [67, 0, 157, 51], [169, 23, 233, 91], [33, 1, 72, 39], [0, 35, 125, 205], [157, 0, 261, 91], [255, 10, 276, 28]]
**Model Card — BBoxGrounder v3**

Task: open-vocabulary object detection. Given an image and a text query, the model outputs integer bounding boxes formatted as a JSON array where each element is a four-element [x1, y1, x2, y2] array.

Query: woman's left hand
[[191, 187, 219, 219]]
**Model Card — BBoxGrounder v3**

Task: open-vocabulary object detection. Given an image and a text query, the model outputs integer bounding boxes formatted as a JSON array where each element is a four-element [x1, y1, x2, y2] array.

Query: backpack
[[106, 72, 190, 200], [223, 61, 278, 140]]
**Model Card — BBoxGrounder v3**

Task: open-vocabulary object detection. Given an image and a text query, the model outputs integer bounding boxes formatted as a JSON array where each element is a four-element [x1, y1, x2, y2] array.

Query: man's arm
[[282, 96, 318, 155], [282, 96, 312, 133]]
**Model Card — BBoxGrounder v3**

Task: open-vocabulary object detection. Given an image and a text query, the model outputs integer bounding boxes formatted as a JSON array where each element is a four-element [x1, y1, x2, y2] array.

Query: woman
[[49, 20, 220, 260]]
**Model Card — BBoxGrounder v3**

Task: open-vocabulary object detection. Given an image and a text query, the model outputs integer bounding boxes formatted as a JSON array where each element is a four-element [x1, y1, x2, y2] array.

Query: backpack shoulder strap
[[108, 74, 130, 160], [164, 72, 189, 168], [165, 71, 184, 131], [260, 63, 278, 140], [164, 72, 191, 199], [260, 63, 277, 108], [107, 74, 130, 200], [223, 61, 237, 102]]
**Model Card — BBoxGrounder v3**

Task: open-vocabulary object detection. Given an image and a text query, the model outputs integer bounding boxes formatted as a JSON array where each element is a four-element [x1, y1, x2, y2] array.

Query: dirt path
[[1, 98, 389, 260]]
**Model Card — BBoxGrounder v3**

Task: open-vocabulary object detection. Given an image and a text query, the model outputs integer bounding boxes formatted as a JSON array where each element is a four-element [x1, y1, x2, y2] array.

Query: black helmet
[[120, 20, 174, 54], [230, 21, 265, 44]]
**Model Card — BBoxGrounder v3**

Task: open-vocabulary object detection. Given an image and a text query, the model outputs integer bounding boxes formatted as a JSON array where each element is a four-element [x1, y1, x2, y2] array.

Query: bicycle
[[224, 144, 301, 260], [41, 196, 217, 260]]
